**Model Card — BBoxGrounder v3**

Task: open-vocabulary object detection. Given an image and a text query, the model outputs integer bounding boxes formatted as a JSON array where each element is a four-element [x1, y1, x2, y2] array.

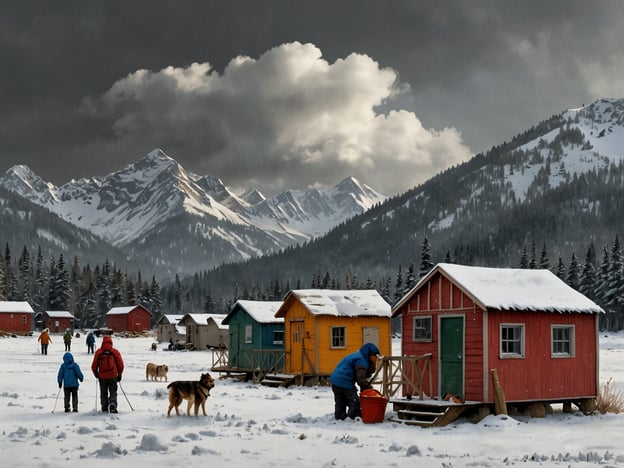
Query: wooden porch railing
[[370, 354, 433, 399]]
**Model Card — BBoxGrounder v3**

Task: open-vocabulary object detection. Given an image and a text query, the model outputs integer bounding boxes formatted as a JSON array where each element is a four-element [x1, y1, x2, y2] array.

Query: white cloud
[[85, 42, 472, 196]]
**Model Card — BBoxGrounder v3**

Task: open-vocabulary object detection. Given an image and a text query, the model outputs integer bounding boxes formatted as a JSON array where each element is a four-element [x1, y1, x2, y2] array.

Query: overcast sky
[[2, 1, 624, 196]]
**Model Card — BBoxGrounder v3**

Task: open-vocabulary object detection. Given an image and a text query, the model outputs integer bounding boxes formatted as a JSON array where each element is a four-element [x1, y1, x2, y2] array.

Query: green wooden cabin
[[222, 300, 284, 372]]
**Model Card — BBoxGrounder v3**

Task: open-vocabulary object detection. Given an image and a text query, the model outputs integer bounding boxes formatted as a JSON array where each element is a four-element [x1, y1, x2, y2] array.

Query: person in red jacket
[[91, 335, 124, 413]]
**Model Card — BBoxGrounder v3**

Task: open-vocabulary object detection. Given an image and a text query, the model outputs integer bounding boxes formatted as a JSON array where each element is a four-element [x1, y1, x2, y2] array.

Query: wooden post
[[491, 368, 507, 415]]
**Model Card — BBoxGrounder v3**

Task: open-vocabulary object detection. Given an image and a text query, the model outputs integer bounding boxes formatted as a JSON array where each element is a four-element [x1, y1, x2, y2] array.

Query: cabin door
[[439, 316, 464, 399], [230, 326, 240, 367], [289, 320, 304, 374]]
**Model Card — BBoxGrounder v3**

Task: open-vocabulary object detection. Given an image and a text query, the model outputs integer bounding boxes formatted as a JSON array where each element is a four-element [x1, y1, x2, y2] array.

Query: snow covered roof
[[45, 310, 75, 319], [157, 314, 184, 325], [180, 313, 228, 329], [106, 305, 152, 316], [224, 300, 284, 324], [0, 301, 34, 313], [277, 289, 391, 318], [206, 314, 228, 330], [393, 263, 604, 315]]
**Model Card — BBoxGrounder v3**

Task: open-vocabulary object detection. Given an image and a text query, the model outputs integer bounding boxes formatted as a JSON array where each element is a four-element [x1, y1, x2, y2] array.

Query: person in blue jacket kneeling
[[329, 342, 380, 420]]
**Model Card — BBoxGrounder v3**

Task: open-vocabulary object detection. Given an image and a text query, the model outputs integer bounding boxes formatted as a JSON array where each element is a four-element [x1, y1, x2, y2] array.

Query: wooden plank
[[491, 368, 507, 415]]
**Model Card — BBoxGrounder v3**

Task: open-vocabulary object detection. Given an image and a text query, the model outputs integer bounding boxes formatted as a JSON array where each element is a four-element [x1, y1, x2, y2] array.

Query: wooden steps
[[260, 373, 297, 387], [389, 399, 485, 427]]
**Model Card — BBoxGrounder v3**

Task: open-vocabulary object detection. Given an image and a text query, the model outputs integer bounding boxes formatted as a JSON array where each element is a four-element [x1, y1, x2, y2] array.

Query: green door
[[440, 316, 464, 398]]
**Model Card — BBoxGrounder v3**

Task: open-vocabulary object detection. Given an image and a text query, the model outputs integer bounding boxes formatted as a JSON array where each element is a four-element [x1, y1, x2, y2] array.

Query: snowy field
[[1, 332, 624, 467]]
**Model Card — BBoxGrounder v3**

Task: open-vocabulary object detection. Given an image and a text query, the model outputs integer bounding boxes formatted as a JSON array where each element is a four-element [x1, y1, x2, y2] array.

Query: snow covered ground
[[1, 332, 624, 467]]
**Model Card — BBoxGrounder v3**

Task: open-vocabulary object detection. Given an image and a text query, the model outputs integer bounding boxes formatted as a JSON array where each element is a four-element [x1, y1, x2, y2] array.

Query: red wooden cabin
[[0, 301, 34, 333], [44, 311, 75, 333], [392, 263, 603, 406], [106, 305, 152, 332]]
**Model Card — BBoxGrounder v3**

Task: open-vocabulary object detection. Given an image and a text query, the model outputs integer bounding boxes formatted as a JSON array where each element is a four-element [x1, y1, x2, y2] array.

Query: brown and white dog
[[166, 373, 215, 417], [146, 362, 169, 381]]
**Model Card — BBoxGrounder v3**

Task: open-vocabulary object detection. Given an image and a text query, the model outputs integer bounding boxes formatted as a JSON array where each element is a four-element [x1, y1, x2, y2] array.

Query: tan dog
[[166, 373, 215, 417], [146, 362, 169, 381]]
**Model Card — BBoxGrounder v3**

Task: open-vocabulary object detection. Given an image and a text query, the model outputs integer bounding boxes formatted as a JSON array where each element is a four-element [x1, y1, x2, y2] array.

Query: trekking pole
[[52, 387, 62, 413], [118, 382, 134, 411], [95, 378, 98, 412]]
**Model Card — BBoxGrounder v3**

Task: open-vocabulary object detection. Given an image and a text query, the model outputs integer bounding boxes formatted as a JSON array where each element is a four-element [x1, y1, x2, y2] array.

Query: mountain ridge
[[0, 149, 387, 276]]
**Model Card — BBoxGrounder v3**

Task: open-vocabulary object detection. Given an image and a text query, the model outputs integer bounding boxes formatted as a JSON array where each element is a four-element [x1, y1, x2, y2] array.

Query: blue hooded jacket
[[57, 352, 84, 389], [329, 342, 380, 390]]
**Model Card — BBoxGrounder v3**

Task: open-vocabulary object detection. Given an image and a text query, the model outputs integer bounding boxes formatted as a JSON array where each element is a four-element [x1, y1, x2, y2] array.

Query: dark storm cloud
[[1, 1, 623, 195]]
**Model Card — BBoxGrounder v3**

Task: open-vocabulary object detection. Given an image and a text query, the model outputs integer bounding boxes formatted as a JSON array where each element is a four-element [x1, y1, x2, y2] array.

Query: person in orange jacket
[[91, 335, 124, 413], [37, 328, 52, 355]]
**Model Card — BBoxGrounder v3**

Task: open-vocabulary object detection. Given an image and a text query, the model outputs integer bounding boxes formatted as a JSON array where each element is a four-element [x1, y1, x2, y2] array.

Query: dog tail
[[166, 382, 173, 389]]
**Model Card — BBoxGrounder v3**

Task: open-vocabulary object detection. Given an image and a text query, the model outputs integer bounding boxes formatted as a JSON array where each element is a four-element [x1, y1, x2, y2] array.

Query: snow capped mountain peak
[[0, 149, 386, 272], [0, 164, 56, 204], [240, 187, 266, 205]]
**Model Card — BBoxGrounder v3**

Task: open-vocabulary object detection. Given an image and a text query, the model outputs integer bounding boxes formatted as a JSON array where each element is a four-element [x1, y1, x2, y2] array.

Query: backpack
[[97, 350, 118, 379]]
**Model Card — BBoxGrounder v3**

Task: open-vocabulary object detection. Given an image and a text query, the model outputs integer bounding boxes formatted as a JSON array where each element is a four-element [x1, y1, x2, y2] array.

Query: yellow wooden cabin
[[275, 289, 392, 381]]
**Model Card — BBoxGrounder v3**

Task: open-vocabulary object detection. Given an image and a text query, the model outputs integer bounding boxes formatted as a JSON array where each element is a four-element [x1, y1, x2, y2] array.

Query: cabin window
[[22, 315, 27, 324], [551, 325, 575, 357], [273, 329, 284, 345], [293, 326, 300, 343], [413, 316, 432, 342], [331, 326, 346, 349], [244, 324, 252, 343], [500, 324, 525, 358]]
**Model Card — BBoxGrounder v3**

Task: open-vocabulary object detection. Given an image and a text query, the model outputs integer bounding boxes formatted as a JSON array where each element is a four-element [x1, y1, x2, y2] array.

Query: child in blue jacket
[[329, 342, 380, 420], [57, 352, 84, 412]]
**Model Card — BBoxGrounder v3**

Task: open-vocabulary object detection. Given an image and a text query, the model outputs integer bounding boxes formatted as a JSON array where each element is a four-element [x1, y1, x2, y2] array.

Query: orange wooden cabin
[[391, 263, 603, 406], [275, 289, 392, 379]]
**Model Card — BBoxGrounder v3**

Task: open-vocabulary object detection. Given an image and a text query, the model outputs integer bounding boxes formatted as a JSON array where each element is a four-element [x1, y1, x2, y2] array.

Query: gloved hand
[[117, 375, 122, 382], [95, 372, 99, 379], [58, 384, 62, 389]]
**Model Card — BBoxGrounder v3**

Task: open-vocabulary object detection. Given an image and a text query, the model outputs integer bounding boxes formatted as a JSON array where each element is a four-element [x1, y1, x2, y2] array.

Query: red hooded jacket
[[91, 335, 124, 380]]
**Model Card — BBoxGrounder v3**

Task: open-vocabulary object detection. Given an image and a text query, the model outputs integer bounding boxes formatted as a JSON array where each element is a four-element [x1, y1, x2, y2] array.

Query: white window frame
[[413, 315, 432, 342], [273, 329, 284, 345], [551, 324, 575, 358], [244, 324, 253, 344], [330, 326, 346, 349], [499, 323, 525, 358]]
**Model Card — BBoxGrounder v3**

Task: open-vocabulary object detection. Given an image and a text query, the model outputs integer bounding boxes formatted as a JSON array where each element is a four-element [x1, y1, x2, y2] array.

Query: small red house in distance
[[44, 311, 75, 333], [0, 301, 34, 333], [106, 305, 152, 333], [392, 263, 604, 409]]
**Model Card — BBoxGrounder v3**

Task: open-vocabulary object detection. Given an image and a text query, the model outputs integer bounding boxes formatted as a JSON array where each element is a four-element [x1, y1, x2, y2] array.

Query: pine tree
[[539, 242, 550, 270], [605, 235, 624, 330], [419, 237, 434, 278], [519, 242, 529, 269], [393, 265, 403, 304], [174, 274, 182, 313], [579, 244, 597, 300], [565, 253, 580, 290], [404, 262, 416, 294], [149, 276, 162, 319], [529, 237, 537, 269], [555, 257, 566, 280], [17, 246, 31, 302]]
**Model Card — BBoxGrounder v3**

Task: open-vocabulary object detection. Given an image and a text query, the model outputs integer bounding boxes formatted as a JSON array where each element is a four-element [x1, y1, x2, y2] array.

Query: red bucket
[[360, 389, 388, 423]]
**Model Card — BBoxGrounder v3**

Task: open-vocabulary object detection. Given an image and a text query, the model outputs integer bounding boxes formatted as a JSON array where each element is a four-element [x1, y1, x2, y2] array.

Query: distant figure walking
[[38, 328, 52, 355], [86, 332, 96, 354], [57, 352, 84, 412], [63, 329, 72, 352]]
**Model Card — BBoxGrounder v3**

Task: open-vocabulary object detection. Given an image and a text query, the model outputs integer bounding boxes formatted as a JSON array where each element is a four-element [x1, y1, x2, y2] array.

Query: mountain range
[[2, 97, 624, 302], [0, 150, 386, 277], [189, 98, 624, 300]]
